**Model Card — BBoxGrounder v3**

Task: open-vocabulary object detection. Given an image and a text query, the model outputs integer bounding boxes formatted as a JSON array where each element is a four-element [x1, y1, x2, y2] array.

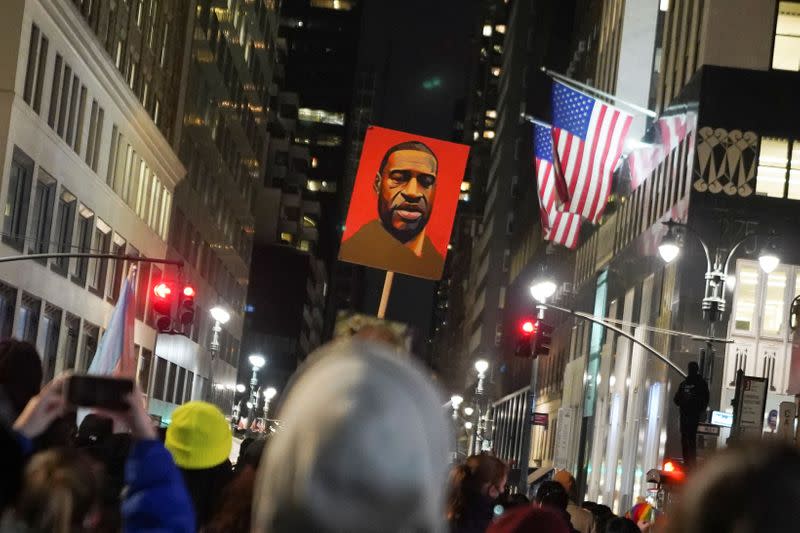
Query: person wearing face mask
[[447, 454, 509, 533]]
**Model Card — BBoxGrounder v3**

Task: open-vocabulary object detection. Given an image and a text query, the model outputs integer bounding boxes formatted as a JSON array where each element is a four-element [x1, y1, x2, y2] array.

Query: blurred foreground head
[[252, 338, 451, 533], [667, 441, 800, 533]]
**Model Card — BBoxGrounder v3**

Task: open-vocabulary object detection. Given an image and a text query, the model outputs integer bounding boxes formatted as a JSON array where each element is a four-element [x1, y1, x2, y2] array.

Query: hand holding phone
[[66, 375, 134, 411]]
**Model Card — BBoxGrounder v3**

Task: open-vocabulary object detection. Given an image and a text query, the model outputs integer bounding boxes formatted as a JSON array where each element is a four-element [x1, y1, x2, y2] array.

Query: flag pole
[[541, 67, 658, 118]]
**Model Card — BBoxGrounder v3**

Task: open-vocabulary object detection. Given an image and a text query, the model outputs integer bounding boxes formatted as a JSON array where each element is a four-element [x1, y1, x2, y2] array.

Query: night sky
[[356, 0, 478, 343]]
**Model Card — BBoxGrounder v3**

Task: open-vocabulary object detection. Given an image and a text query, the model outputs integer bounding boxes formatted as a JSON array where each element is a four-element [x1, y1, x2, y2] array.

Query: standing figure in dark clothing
[[673, 362, 709, 467]]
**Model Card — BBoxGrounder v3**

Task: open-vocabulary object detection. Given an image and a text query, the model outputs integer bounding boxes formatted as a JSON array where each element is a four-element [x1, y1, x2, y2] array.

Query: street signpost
[[730, 370, 768, 440]]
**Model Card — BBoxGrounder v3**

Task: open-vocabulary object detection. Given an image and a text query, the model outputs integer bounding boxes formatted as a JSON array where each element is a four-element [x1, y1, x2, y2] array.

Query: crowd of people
[[1, 335, 799, 532]]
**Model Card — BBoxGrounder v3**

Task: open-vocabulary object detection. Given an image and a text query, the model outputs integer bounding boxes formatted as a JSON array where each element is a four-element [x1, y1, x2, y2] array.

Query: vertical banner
[[338, 126, 469, 280]]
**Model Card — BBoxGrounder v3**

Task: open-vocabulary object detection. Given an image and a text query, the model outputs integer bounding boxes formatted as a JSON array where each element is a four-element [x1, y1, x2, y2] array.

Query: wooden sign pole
[[377, 271, 395, 319]]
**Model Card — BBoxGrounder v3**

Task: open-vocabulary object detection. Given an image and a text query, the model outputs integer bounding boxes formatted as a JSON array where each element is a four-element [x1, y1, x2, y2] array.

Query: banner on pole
[[338, 126, 469, 280]]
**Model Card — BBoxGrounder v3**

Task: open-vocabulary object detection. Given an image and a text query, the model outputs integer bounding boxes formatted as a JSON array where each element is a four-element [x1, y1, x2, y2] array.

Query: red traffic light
[[183, 285, 196, 297], [663, 460, 676, 473], [521, 320, 535, 334], [153, 282, 172, 299]]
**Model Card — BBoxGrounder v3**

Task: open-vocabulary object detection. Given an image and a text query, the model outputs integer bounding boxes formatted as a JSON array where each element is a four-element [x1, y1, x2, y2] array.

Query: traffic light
[[515, 319, 537, 358], [534, 321, 553, 357], [152, 281, 175, 332], [179, 284, 196, 325]]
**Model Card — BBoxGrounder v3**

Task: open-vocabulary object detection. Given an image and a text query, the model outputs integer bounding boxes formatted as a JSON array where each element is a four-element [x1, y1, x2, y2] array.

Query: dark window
[[41, 304, 61, 382], [52, 189, 76, 275], [80, 323, 99, 372], [152, 357, 167, 401], [63, 314, 80, 370], [138, 348, 152, 394], [184, 371, 194, 403], [22, 25, 39, 104], [3, 148, 34, 251], [108, 237, 126, 303], [136, 259, 149, 321], [23, 25, 48, 113], [175, 367, 186, 404], [65, 75, 80, 146], [166, 362, 177, 403], [47, 54, 63, 127], [72, 208, 94, 286], [16, 293, 40, 344], [89, 222, 111, 296], [85, 100, 98, 168], [57, 65, 72, 137], [30, 170, 56, 259], [73, 86, 87, 154]]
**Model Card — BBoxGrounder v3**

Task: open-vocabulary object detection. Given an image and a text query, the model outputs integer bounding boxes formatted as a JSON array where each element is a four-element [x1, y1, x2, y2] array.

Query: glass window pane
[[789, 141, 800, 199], [774, 3, 800, 71], [757, 137, 789, 198], [734, 265, 760, 332], [762, 269, 788, 336]]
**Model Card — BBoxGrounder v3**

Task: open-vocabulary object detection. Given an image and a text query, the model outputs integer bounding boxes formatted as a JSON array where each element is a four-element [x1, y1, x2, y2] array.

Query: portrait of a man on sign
[[338, 126, 469, 280]]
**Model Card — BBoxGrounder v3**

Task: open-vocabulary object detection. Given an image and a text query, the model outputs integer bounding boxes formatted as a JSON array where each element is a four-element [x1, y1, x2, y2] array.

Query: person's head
[[687, 361, 699, 376], [605, 517, 641, 533], [448, 453, 509, 519], [553, 469, 578, 503], [667, 440, 800, 533], [252, 338, 451, 533], [353, 324, 405, 349], [374, 141, 438, 243], [14, 448, 101, 532], [0, 339, 43, 420], [486, 506, 570, 533], [166, 401, 234, 527], [536, 480, 569, 512], [166, 401, 233, 471]]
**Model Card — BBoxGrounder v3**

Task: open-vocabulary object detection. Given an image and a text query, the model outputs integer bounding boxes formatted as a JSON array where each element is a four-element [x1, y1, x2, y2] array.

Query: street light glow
[[236, 384, 246, 393], [264, 387, 278, 400], [758, 253, 780, 274], [210, 306, 231, 324], [450, 394, 464, 409], [464, 421, 474, 430], [464, 406, 474, 416], [249, 354, 266, 369], [658, 242, 680, 263], [529, 279, 557, 303], [474, 359, 489, 375]]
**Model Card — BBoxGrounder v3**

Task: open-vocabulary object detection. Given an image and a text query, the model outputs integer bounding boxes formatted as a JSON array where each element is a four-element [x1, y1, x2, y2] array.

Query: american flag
[[552, 81, 632, 224], [533, 122, 582, 249], [628, 112, 691, 190]]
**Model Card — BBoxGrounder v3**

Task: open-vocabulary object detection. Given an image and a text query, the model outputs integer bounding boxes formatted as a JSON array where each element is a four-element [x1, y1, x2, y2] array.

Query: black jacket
[[674, 374, 710, 431]]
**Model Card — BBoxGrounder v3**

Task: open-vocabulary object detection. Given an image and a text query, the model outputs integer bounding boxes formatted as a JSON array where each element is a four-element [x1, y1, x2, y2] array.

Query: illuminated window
[[307, 180, 320, 192], [310, 0, 353, 9], [762, 268, 787, 336], [756, 137, 789, 198], [495, 24, 506, 34], [460, 182, 471, 192], [482, 24, 492, 37], [773, 2, 800, 71], [298, 107, 345, 126], [299, 240, 311, 251], [790, 141, 800, 199], [491, 67, 501, 77], [459, 192, 470, 202], [733, 264, 759, 332], [486, 109, 497, 118], [280, 232, 293, 244], [493, 44, 503, 54], [311, 156, 319, 168], [303, 215, 317, 228], [483, 130, 495, 139], [473, 131, 479, 141]]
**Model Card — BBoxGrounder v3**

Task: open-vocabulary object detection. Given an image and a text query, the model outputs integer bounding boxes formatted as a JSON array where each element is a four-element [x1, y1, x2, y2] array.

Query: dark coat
[[674, 374, 710, 432]]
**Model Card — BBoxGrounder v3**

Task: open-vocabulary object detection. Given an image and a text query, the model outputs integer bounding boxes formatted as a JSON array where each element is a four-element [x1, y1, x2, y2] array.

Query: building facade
[[0, 0, 184, 415], [476, 0, 800, 514]]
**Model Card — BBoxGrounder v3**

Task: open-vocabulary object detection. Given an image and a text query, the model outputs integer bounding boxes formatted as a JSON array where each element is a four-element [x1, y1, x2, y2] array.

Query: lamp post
[[263, 386, 278, 424], [658, 221, 780, 323], [472, 359, 490, 454], [450, 394, 464, 420], [248, 354, 266, 425], [231, 383, 246, 426], [207, 306, 231, 406]]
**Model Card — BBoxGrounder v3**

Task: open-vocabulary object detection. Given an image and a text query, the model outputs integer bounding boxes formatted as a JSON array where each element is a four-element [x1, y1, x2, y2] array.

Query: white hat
[[252, 338, 452, 533]]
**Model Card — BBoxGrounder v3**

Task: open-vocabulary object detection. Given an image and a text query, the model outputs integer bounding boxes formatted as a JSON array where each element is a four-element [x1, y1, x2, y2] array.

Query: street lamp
[[236, 383, 246, 393], [207, 306, 232, 405], [450, 394, 464, 419], [248, 354, 266, 424], [463, 406, 474, 417], [474, 359, 489, 395], [529, 277, 557, 303], [658, 220, 780, 323], [263, 386, 278, 422]]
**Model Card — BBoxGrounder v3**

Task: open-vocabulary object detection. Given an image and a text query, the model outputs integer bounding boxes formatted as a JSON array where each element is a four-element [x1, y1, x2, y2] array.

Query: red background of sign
[[341, 126, 469, 257]]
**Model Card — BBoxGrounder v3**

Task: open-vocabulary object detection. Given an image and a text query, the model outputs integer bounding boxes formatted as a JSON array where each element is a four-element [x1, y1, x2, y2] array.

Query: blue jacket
[[121, 439, 196, 533]]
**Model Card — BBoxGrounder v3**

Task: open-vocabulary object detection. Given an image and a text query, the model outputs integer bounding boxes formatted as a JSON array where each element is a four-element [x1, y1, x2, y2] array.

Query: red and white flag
[[551, 81, 632, 224]]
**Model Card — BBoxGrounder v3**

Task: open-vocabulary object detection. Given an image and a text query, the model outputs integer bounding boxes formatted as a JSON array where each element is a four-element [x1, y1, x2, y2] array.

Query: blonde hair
[[15, 449, 100, 533]]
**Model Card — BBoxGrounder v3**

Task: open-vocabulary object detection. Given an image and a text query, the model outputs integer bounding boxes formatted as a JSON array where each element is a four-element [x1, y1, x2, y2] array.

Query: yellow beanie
[[165, 401, 232, 470]]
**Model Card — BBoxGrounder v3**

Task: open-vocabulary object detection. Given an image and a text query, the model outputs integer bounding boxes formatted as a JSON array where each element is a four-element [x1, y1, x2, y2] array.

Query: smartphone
[[66, 375, 134, 410]]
